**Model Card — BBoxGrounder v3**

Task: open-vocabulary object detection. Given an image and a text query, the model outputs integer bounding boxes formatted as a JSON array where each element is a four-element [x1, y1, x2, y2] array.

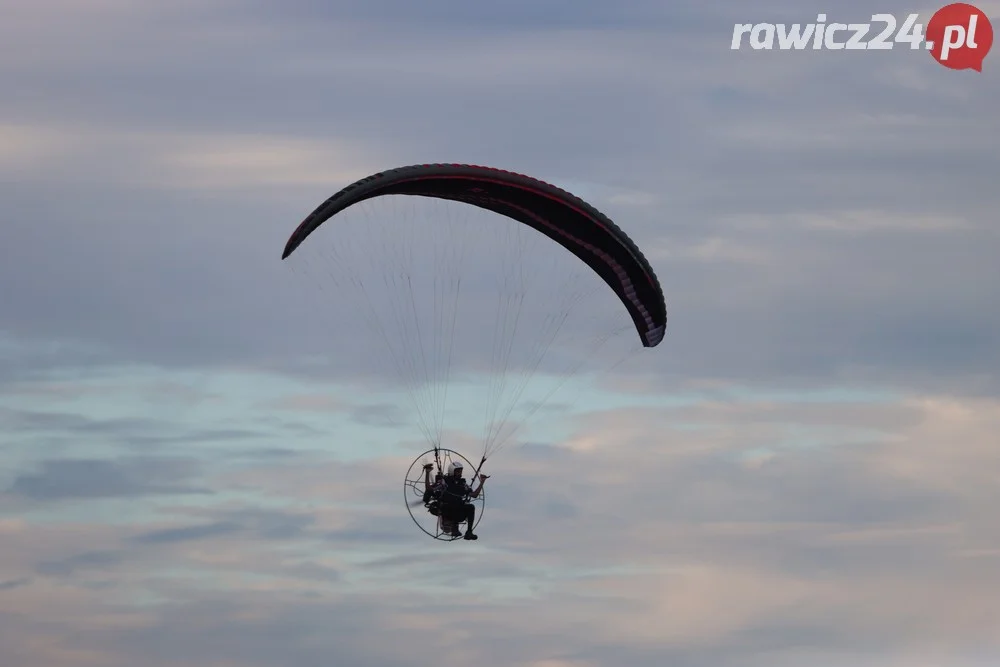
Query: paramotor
[[404, 448, 485, 541], [281, 163, 667, 540]]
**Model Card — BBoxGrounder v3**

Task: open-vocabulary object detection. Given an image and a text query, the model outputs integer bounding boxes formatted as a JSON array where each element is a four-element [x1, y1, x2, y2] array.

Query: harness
[[437, 476, 469, 507]]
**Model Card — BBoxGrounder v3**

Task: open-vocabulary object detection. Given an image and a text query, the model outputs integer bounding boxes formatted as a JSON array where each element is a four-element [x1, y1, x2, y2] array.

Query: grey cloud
[[7, 458, 210, 501], [0, 578, 31, 591], [102, 595, 441, 667], [243, 0, 724, 30], [517, 440, 575, 460], [133, 521, 243, 545], [239, 447, 310, 460], [349, 403, 405, 427], [358, 552, 444, 569], [0, 407, 152, 436], [0, 406, 271, 452], [321, 525, 417, 546], [282, 561, 340, 583], [654, 445, 950, 525], [35, 550, 123, 577], [130, 509, 319, 546], [221, 508, 318, 540], [0, 338, 116, 386]]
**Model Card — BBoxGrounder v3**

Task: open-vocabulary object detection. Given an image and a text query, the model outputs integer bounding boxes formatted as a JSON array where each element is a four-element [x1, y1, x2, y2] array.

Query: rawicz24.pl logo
[[730, 2, 994, 71]]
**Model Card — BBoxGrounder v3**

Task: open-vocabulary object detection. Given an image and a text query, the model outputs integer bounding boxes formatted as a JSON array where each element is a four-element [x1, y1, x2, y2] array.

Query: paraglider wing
[[281, 163, 667, 347]]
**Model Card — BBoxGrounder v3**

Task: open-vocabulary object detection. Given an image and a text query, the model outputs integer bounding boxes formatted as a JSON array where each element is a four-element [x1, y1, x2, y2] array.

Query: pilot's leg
[[462, 503, 477, 540]]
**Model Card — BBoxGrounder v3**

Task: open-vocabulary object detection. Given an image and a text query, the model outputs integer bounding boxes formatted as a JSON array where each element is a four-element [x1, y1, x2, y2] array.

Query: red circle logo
[[926, 3, 993, 71]]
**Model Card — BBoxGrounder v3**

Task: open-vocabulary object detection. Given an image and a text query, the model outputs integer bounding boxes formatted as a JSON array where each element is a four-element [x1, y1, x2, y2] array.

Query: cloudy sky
[[2, 0, 999, 665]]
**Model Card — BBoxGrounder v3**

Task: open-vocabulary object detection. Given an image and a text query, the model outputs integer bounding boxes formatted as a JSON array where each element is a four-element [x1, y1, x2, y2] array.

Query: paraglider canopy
[[282, 163, 666, 348]]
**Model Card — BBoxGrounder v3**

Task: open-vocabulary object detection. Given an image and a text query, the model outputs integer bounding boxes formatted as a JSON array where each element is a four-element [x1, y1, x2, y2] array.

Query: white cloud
[[0, 121, 383, 190], [720, 209, 977, 233], [0, 123, 85, 170], [647, 235, 772, 264]]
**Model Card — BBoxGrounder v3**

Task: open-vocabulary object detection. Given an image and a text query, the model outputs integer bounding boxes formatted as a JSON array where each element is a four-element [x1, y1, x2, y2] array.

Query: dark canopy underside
[[282, 163, 667, 347]]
